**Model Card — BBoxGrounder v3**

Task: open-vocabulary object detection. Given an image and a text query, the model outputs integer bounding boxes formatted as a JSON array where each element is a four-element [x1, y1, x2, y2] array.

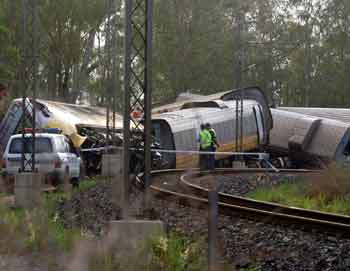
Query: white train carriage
[[152, 99, 268, 169]]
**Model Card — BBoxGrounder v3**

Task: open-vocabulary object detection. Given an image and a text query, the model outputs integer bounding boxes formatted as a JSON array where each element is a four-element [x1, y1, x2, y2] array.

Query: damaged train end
[[268, 109, 350, 168]]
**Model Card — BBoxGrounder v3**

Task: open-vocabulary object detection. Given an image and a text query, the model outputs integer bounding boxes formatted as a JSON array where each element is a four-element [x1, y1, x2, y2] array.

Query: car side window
[[9, 137, 53, 154], [9, 138, 23, 154], [35, 138, 53, 153], [55, 137, 68, 153], [65, 138, 76, 154]]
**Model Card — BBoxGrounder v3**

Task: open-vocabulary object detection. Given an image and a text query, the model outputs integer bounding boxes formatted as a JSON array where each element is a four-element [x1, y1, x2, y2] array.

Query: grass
[[0, 191, 214, 270], [76, 178, 98, 192], [0, 178, 255, 270], [150, 233, 207, 271], [0, 192, 9, 198], [239, 267, 261, 271], [86, 232, 208, 271], [44, 193, 82, 251], [0, 192, 81, 254], [247, 164, 350, 216]]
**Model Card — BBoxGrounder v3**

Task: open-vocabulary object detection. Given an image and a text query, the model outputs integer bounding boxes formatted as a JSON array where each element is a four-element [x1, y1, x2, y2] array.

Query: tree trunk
[[47, 64, 57, 100], [62, 65, 70, 102]]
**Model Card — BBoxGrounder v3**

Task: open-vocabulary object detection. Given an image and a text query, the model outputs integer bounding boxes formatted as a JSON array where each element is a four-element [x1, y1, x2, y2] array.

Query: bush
[[150, 233, 207, 271], [307, 163, 350, 201]]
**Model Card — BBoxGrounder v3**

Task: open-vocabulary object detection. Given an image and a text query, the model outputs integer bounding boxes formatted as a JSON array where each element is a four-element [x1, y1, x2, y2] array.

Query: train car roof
[[152, 90, 232, 114], [279, 107, 350, 124], [270, 109, 350, 160], [153, 99, 259, 133], [1, 98, 123, 148], [153, 86, 273, 137], [37, 99, 123, 129]]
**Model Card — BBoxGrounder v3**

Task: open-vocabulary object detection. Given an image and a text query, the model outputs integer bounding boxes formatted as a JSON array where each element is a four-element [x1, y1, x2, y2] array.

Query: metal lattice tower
[[235, 11, 244, 154], [123, 0, 153, 208], [105, 0, 118, 149], [20, 0, 39, 172]]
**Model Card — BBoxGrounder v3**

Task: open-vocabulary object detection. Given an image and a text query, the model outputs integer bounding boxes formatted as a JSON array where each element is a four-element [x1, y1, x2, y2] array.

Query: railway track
[[149, 168, 350, 236]]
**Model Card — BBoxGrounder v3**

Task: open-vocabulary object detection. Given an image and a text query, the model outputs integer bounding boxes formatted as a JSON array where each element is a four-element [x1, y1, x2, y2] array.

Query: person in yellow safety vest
[[206, 123, 220, 170], [198, 124, 212, 170]]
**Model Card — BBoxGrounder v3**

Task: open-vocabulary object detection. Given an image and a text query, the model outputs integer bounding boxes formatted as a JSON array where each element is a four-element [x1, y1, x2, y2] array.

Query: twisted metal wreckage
[[0, 98, 123, 175]]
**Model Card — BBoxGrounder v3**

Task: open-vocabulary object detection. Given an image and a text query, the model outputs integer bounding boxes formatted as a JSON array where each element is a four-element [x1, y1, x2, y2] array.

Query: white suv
[[2, 133, 81, 186]]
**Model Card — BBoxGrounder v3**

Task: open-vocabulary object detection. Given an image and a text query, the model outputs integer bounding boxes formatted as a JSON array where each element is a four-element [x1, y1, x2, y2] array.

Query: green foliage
[[76, 178, 97, 192], [44, 193, 81, 251], [239, 267, 261, 271], [0, 193, 81, 254], [86, 233, 207, 271], [1, 0, 350, 107], [150, 233, 207, 271], [248, 174, 350, 216]]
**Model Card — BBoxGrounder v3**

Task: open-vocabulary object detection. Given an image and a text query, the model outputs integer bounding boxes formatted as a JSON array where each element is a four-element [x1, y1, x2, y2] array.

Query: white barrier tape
[[80, 146, 269, 159]]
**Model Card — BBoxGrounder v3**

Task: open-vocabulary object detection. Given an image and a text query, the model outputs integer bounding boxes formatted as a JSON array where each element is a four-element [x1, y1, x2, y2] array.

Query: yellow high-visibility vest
[[199, 129, 212, 149]]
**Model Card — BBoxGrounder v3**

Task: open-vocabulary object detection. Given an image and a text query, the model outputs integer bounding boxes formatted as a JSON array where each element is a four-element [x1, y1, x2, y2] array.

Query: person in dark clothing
[[206, 123, 220, 170]]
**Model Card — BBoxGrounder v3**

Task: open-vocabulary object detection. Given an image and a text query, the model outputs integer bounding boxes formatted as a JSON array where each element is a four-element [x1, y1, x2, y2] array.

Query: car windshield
[[9, 137, 53, 154]]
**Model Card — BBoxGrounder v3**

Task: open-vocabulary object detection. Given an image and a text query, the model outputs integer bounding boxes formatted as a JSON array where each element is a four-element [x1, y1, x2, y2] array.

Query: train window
[[253, 105, 264, 144], [153, 123, 161, 142], [344, 145, 350, 156], [258, 105, 265, 132]]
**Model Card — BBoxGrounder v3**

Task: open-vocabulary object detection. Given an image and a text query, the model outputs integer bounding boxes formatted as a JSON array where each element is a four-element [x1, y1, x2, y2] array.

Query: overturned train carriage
[[268, 109, 350, 166], [152, 87, 273, 169]]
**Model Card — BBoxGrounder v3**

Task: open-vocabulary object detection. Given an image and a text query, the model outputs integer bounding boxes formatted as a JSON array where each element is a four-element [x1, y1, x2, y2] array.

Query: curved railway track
[[149, 168, 350, 236]]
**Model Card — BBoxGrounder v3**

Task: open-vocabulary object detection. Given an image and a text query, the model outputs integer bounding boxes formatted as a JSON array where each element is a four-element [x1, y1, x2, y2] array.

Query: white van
[[2, 133, 81, 186]]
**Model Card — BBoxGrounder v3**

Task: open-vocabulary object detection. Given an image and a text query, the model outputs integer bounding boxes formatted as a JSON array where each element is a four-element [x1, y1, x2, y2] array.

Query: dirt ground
[[0, 255, 47, 271]]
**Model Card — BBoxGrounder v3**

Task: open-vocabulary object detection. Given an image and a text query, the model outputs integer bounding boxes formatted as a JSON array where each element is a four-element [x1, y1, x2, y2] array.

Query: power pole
[[105, 0, 118, 149], [123, 0, 153, 216], [20, 0, 39, 172], [304, 0, 312, 107], [235, 10, 244, 154]]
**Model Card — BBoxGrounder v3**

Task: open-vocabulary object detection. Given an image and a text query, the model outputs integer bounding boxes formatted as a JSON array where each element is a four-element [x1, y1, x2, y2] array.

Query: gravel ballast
[[58, 175, 350, 271]]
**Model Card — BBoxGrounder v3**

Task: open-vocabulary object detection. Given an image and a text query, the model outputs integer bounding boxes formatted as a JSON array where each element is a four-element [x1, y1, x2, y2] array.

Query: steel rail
[[181, 170, 350, 225], [149, 168, 350, 236]]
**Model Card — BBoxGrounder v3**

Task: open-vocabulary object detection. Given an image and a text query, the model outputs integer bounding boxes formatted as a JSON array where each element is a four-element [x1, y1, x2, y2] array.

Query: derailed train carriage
[[152, 87, 273, 168], [0, 87, 273, 174], [268, 108, 350, 167]]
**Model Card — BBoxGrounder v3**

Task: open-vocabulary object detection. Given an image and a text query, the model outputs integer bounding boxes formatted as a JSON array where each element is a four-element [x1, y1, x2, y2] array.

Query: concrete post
[[14, 172, 43, 209], [102, 151, 123, 178], [62, 173, 72, 194], [0, 175, 5, 193], [102, 150, 124, 208]]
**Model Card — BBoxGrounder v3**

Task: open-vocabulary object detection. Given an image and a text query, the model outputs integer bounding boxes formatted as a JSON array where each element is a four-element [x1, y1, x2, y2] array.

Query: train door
[[253, 105, 265, 145]]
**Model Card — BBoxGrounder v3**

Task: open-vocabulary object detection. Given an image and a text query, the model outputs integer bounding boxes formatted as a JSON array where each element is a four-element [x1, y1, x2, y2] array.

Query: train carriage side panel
[[153, 102, 261, 169]]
